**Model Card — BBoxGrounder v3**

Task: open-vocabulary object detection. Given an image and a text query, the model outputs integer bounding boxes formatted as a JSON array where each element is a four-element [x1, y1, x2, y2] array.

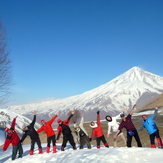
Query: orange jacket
[[37, 115, 58, 137], [90, 114, 104, 138]]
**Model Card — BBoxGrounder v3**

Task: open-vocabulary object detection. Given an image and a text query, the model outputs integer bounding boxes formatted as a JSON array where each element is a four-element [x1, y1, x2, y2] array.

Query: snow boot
[[38, 148, 43, 154], [53, 146, 56, 153], [18, 155, 22, 158], [104, 143, 109, 148], [73, 146, 77, 150], [97, 145, 100, 149], [156, 138, 163, 148], [29, 150, 34, 155], [151, 144, 156, 148], [46, 147, 50, 153], [61, 147, 64, 151]]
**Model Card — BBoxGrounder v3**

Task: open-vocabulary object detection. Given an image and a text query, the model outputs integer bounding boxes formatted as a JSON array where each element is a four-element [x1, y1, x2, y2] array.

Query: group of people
[[106, 105, 163, 149], [2, 110, 78, 160], [2, 104, 163, 161]]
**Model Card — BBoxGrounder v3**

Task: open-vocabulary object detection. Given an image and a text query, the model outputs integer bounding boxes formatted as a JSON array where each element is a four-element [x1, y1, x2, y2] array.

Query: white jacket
[[107, 113, 122, 134], [78, 116, 88, 136]]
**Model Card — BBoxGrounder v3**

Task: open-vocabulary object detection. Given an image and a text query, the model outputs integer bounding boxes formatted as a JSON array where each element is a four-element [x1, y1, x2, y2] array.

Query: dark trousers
[[80, 135, 91, 149], [12, 143, 23, 160], [47, 135, 56, 147], [31, 138, 42, 150], [150, 130, 160, 144], [127, 130, 142, 147], [96, 135, 108, 146], [62, 134, 76, 148]]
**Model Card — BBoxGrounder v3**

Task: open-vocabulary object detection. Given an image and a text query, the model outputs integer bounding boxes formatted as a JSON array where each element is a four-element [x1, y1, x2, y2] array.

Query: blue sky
[[0, 0, 163, 107]]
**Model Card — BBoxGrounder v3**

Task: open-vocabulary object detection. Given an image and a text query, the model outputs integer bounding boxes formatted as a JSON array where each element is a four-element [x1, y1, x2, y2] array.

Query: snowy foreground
[[0, 143, 163, 163]]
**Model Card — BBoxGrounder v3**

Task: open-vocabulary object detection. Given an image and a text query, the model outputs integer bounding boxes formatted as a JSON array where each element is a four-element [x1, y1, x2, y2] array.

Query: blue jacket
[[138, 109, 158, 135]]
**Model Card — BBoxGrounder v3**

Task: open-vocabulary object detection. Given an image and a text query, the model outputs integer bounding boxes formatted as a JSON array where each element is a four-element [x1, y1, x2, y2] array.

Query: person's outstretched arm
[[114, 109, 127, 119], [48, 112, 60, 125], [107, 124, 112, 138], [64, 111, 75, 125], [114, 121, 124, 139], [79, 113, 84, 128], [90, 129, 95, 140], [150, 105, 159, 120], [97, 111, 100, 126], [20, 133, 27, 143], [36, 126, 44, 133], [2, 137, 10, 152], [114, 129, 121, 139], [56, 126, 62, 140], [137, 125, 145, 132], [10, 116, 18, 130], [130, 104, 136, 115], [30, 111, 36, 127]]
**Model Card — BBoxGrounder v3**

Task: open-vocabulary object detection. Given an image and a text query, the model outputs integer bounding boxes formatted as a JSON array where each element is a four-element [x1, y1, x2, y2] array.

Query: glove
[[97, 111, 100, 114], [89, 138, 92, 142]]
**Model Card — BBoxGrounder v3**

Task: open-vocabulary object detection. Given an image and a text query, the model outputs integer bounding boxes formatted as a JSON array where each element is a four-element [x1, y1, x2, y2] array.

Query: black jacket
[[57, 114, 73, 140], [21, 115, 39, 142]]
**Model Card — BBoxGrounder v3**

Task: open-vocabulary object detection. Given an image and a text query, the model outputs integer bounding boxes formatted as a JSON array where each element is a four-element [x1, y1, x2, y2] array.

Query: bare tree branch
[[0, 21, 13, 105]]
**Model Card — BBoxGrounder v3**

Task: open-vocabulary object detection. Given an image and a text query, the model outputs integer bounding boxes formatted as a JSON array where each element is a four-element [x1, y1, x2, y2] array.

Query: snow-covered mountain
[[4, 67, 163, 122]]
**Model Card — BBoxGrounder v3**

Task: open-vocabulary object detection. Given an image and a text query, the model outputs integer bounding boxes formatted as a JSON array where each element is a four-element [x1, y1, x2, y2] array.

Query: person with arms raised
[[74, 113, 91, 149], [114, 104, 142, 147], [37, 112, 60, 153], [137, 105, 163, 148], [2, 116, 23, 160], [21, 111, 43, 155], [56, 111, 76, 151], [105, 109, 126, 147], [90, 111, 109, 149]]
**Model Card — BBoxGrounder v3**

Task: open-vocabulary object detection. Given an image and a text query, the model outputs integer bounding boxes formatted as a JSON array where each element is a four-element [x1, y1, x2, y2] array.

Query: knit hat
[[142, 114, 147, 118], [40, 120, 45, 123], [5, 128, 9, 132], [57, 119, 62, 123]]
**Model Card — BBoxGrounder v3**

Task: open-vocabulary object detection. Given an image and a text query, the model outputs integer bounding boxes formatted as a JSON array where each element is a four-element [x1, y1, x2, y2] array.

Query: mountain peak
[[113, 66, 145, 82], [127, 66, 143, 73], [123, 66, 162, 81], [130, 66, 142, 71]]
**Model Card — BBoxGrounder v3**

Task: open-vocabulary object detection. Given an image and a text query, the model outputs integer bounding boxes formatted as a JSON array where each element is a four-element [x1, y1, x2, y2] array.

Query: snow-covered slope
[[1, 144, 163, 163], [4, 67, 163, 122]]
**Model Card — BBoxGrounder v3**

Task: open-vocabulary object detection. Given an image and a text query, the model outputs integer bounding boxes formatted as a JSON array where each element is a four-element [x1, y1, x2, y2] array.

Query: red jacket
[[90, 114, 104, 138], [37, 115, 58, 137], [3, 118, 20, 151]]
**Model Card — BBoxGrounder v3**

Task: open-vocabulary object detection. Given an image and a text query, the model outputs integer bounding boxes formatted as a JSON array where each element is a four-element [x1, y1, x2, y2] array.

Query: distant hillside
[[136, 93, 163, 112]]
